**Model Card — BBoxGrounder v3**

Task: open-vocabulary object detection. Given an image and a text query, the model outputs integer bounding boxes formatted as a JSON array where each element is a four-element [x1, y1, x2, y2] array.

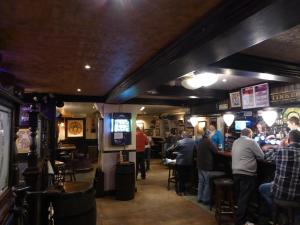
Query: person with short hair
[[208, 124, 224, 149], [232, 128, 264, 225], [287, 116, 300, 131], [196, 132, 218, 204], [136, 127, 148, 179], [259, 130, 300, 213], [170, 131, 195, 195]]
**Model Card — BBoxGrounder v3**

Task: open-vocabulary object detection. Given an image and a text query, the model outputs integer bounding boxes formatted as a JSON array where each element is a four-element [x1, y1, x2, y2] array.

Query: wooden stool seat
[[167, 162, 177, 191], [214, 178, 235, 225], [273, 199, 300, 225]]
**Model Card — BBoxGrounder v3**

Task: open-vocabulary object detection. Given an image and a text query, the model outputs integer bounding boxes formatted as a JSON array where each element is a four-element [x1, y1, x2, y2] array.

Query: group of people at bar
[[167, 117, 300, 225]]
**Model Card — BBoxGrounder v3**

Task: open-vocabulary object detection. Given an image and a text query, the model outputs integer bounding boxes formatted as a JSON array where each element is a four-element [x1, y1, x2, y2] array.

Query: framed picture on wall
[[66, 118, 86, 138], [230, 91, 242, 108], [144, 129, 153, 136], [155, 128, 160, 136], [0, 105, 12, 195]]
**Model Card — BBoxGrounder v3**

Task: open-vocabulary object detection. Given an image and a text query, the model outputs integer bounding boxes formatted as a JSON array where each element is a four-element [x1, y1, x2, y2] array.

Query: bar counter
[[215, 149, 276, 185]]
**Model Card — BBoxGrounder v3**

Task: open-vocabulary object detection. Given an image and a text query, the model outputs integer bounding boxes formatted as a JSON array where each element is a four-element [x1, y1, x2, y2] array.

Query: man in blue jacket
[[172, 131, 196, 195]]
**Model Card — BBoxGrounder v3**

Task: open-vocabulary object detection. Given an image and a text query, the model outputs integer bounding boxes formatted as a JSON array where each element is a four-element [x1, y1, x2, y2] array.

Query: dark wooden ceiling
[[0, 0, 220, 96]]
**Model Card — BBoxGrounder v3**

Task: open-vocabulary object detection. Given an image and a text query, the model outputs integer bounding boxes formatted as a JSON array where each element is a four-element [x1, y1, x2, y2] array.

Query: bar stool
[[208, 171, 227, 210], [214, 178, 235, 225], [167, 162, 177, 191], [54, 160, 66, 187], [273, 199, 300, 225]]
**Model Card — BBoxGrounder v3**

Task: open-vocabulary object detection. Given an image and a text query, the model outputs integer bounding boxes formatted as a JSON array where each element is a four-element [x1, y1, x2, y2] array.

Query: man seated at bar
[[170, 131, 195, 196], [232, 128, 264, 225], [259, 129, 300, 215]]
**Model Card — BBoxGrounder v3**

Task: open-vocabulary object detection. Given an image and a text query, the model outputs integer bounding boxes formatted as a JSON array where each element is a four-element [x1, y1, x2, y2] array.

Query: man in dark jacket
[[196, 133, 218, 204], [172, 131, 195, 195]]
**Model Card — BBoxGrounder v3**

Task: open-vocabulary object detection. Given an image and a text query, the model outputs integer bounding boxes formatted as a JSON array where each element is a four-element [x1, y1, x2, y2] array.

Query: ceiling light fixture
[[181, 72, 219, 90], [189, 96, 198, 99], [222, 79, 227, 82], [223, 113, 235, 127], [77, 88, 82, 92], [262, 110, 278, 127], [84, 64, 91, 70], [189, 117, 198, 127], [140, 106, 145, 111]]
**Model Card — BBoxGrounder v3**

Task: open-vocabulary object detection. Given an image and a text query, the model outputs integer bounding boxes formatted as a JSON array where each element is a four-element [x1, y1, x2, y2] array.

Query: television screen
[[113, 119, 130, 132], [235, 120, 251, 131]]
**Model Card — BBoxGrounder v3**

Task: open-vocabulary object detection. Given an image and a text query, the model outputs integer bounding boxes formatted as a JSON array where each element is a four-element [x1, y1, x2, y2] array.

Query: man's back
[[232, 136, 264, 176], [175, 138, 195, 166], [272, 143, 300, 201]]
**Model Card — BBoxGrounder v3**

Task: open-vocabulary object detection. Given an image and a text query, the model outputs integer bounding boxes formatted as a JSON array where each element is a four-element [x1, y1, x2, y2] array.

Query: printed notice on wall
[[241, 83, 269, 109], [114, 132, 123, 140], [254, 83, 269, 108], [241, 86, 255, 109]]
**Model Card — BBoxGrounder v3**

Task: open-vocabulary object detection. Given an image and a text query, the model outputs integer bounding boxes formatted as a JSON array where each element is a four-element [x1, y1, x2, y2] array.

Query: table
[[57, 144, 76, 159], [63, 181, 92, 193]]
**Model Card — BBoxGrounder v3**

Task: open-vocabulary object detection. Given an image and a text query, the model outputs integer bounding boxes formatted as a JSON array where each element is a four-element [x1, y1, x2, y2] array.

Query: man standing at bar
[[136, 127, 148, 179], [287, 116, 300, 131], [232, 128, 264, 225]]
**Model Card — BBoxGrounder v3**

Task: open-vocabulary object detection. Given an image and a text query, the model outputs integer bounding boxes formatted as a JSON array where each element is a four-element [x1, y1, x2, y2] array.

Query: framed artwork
[[16, 128, 31, 154], [66, 118, 86, 138], [155, 128, 160, 136], [230, 91, 242, 108], [0, 105, 11, 195], [144, 129, 153, 136]]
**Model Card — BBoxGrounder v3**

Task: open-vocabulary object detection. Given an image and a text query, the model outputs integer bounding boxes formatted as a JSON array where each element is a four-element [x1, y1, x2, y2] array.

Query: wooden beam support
[[211, 53, 300, 82]]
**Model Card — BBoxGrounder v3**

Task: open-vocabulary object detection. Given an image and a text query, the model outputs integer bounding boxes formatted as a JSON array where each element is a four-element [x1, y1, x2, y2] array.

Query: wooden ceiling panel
[[0, 0, 220, 95], [242, 25, 300, 64]]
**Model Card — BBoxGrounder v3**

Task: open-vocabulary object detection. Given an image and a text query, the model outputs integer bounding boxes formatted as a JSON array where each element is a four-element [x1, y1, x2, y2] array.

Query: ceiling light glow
[[140, 106, 145, 111], [181, 72, 219, 90], [222, 79, 227, 82], [223, 113, 235, 127], [262, 110, 278, 127], [77, 88, 82, 92], [189, 96, 198, 99], [85, 64, 91, 70]]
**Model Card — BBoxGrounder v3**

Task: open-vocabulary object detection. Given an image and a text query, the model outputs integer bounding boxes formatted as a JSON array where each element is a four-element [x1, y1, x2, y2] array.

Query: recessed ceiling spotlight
[[77, 88, 82, 92], [222, 79, 227, 82], [140, 106, 145, 111], [84, 64, 91, 70], [189, 96, 198, 99]]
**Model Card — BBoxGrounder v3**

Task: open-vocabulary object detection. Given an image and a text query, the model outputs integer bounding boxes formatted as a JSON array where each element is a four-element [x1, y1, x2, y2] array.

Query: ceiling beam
[[106, 0, 300, 103], [210, 53, 300, 82], [153, 85, 227, 99]]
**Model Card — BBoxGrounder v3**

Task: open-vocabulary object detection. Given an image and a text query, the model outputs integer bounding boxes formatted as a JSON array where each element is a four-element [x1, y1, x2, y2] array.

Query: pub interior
[[1, 1, 300, 225]]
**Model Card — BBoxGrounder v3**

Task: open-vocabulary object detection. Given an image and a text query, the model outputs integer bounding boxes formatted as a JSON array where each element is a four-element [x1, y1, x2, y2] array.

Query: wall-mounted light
[[189, 117, 198, 127], [223, 113, 235, 127], [262, 110, 278, 127]]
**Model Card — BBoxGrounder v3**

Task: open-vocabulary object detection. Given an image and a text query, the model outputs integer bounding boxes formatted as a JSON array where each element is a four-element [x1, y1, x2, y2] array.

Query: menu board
[[241, 83, 269, 109]]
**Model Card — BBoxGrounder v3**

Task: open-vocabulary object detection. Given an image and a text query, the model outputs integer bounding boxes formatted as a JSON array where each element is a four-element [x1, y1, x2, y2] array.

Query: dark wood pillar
[[23, 103, 40, 191]]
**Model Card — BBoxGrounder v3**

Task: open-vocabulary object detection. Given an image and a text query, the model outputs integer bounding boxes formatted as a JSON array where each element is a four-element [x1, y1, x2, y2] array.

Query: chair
[[214, 178, 235, 225], [273, 199, 300, 225], [167, 161, 177, 191], [49, 185, 96, 225]]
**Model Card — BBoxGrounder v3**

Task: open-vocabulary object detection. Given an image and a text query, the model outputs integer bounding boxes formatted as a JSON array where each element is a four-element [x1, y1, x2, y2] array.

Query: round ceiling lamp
[[262, 110, 278, 127], [181, 72, 219, 90], [223, 113, 235, 127], [189, 117, 198, 127]]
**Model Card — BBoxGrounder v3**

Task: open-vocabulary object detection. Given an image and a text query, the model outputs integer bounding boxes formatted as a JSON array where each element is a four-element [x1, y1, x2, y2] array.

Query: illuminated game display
[[111, 113, 132, 145]]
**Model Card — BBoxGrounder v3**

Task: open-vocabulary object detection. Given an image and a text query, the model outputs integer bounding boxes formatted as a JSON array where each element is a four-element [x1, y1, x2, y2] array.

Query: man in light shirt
[[232, 128, 264, 225]]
